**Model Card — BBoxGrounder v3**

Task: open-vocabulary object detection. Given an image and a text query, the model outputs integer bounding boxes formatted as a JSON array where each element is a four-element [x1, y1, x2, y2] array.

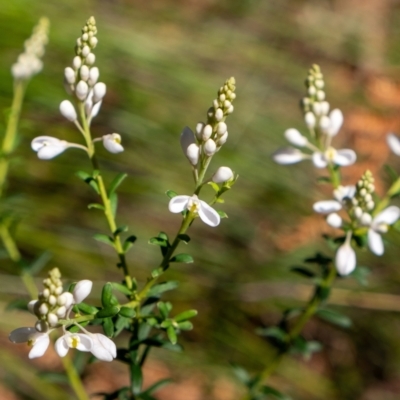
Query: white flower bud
[[219, 94, 226, 102], [320, 101, 330, 115], [204, 139, 216, 156], [93, 82, 106, 103], [88, 67, 99, 86], [335, 240, 356, 275], [76, 80, 89, 101], [39, 303, 49, 315], [354, 207, 363, 219], [312, 102, 322, 116], [186, 143, 200, 166], [73, 280, 93, 304], [89, 36, 98, 48], [226, 105, 234, 114], [42, 288, 50, 298], [28, 300, 38, 314], [284, 128, 308, 147], [59, 100, 77, 122], [80, 65, 90, 81], [315, 79, 324, 89], [215, 108, 224, 121], [217, 122, 227, 136], [212, 167, 233, 183], [202, 125, 213, 141], [319, 115, 331, 130], [81, 46, 90, 57], [72, 56, 82, 69], [217, 131, 228, 146], [316, 90, 325, 101], [224, 100, 231, 109], [367, 201, 375, 210], [304, 112, 316, 128], [55, 286, 63, 295], [327, 213, 342, 228], [48, 295, 56, 306], [308, 86, 316, 96], [64, 67, 76, 84], [47, 313, 58, 326], [360, 212, 372, 226], [56, 306, 67, 318], [35, 320, 49, 332], [213, 99, 219, 109], [86, 53, 96, 65], [195, 122, 205, 140], [82, 33, 89, 41]]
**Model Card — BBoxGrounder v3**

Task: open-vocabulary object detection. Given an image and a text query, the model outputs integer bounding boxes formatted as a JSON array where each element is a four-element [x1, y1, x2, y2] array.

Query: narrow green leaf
[[316, 309, 352, 328], [93, 233, 114, 246], [256, 326, 286, 341], [177, 321, 193, 330], [103, 317, 114, 337], [6, 299, 28, 311], [147, 281, 179, 297], [76, 171, 100, 194], [131, 363, 143, 395], [170, 253, 194, 263], [76, 302, 98, 315], [88, 203, 105, 210], [112, 282, 132, 295], [166, 325, 177, 344], [108, 173, 128, 196], [316, 176, 331, 184], [177, 233, 190, 243], [290, 266, 315, 278], [166, 190, 177, 199], [217, 210, 228, 218], [149, 237, 169, 247], [109, 192, 118, 218], [123, 235, 137, 252], [141, 378, 172, 395], [208, 181, 220, 192], [97, 306, 120, 318], [174, 309, 198, 322], [114, 225, 128, 237], [158, 301, 172, 319], [101, 283, 114, 307], [119, 307, 136, 318]]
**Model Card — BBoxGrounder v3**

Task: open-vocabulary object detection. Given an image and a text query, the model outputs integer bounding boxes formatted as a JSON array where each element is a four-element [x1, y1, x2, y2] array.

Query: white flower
[[72, 280, 93, 304], [31, 136, 69, 160], [325, 109, 343, 136], [55, 333, 93, 357], [103, 133, 124, 153], [272, 147, 306, 164], [368, 206, 400, 256], [284, 129, 308, 147], [90, 333, 117, 362], [9, 327, 51, 359], [312, 147, 356, 168], [335, 233, 356, 276], [313, 185, 355, 213], [387, 133, 400, 156], [169, 195, 220, 227], [212, 167, 233, 183]]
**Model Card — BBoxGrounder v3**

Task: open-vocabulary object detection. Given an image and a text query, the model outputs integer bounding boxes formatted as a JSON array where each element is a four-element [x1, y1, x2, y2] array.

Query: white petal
[[103, 134, 124, 153], [29, 334, 50, 359], [212, 167, 233, 183], [168, 196, 190, 213], [312, 152, 327, 168], [313, 200, 342, 214], [387, 133, 400, 156], [326, 109, 343, 136], [373, 206, 400, 226], [180, 126, 196, 154], [90, 100, 102, 118], [38, 145, 68, 160], [198, 200, 220, 227], [272, 148, 305, 164], [9, 327, 37, 343], [55, 336, 69, 357], [327, 213, 342, 228], [334, 185, 356, 202], [335, 242, 356, 276], [73, 280, 93, 304], [28, 300, 38, 314], [31, 136, 63, 151], [63, 292, 74, 309], [284, 129, 308, 147], [368, 229, 384, 256], [74, 334, 93, 351], [333, 149, 356, 166], [90, 333, 116, 362]]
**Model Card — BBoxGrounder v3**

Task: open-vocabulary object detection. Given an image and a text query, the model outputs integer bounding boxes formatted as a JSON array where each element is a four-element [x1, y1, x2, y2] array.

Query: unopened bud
[[204, 139, 216, 156], [39, 303, 49, 315], [72, 56, 82, 70], [212, 167, 233, 183], [76, 80, 89, 101], [56, 306, 67, 318], [88, 67, 99, 86], [80, 65, 90, 81], [217, 131, 228, 146], [304, 112, 316, 128], [226, 105, 234, 114], [86, 53, 96, 65], [217, 122, 227, 135], [360, 212, 372, 226], [59, 100, 77, 122], [47, 313, 58, 326], [186, 143, 200, 166], [316, 90, 325, 101], [195, 122, 205, 140], [202, 125, 213, 141], [93, 82, 106, 103], [48, 295, 56, 306], [319, 115, 330, 130], [81, 45, 90, 57], [215, 108, 223, 121], [64, 67, 76, 84], [89, 36, 98, 48]]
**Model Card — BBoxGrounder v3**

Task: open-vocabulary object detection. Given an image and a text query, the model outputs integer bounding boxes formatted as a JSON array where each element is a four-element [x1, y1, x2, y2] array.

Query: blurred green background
[[2, 0, 400, 399]]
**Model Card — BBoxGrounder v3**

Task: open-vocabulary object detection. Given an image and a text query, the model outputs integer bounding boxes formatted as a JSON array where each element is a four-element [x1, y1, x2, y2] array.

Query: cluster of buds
[[273, 65, 356, 169], [11, 17, 49, 81], [351, 171, 375, 225], [9, 268, 116, 362]]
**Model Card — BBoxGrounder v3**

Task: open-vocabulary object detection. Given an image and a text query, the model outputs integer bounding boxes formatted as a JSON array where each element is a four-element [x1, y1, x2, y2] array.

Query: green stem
[[78, 103, 132, 290], [60, 354, 90, 400], [375, 176, 400, 215], [327, 164, 340, 189]]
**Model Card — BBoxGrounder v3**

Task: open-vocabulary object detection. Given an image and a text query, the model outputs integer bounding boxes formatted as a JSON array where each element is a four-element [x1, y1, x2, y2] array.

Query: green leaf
[[75, 302, 98, 315], [316, 309, 352, 328], [109, 192, 118, 218], [166, 190, 177, 199], [217, 210, 228, 218], [177, 233, 190, 243], [114, 225, 128, 237], [208, 181, 220, 192], [158, 301, 172, 318], [97, 306, 120, 318], [103, 317, 114, 337], [130, 363, 143, 395], [174, 309, 197, 322], [384, 164, 398, 184], [166, 325, 177, 344], [123, 235, 137, 252], [260, 385, 291, 400], [88, 203, 105, 210], [101, 283, 114, 307], [141, 378, 172, 395], [176, 321, 193, 330], [256, 326, 286, 341], [6, 299, 28, 311], [315, 285, 331, 301], [76, 171, 99, 194], [149, 237, 169, 247], [231, 363, 250, 385], [305, 252, 332, 266], [93, 233, 114, 246], [112, 282, 132, 295], [316, 176, 331, 184], [147, 281, 179, 297], [108, 173, 128, 196], [170, 253, 194, 263], [119, 307, 136, 318], [290, 266, 315, 278], [114, 315, 130, 336], [157, 231, 169, 241]]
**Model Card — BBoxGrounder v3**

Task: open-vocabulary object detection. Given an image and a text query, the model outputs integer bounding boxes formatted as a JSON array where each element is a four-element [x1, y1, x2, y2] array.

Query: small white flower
[[335, 233, 356, 276], [31, 136, 69, 160], [9, 327, 51, 359], [103, 133, 124, 153], [313, 185, 355, 214], [55, 333, 93, 357], [202, 125, 213, 141], [325, 109, 343, 136], [368, 206, 400, 256], [387, 133, 400, 156], [90, 333, 117, 362], [169, 195, 220, 227], [284, 129, 308, 147], [312, 147, 356, 169], [272, 147, 306, 165], [72, 280, 93, 304], [212, 167, 233, 183]]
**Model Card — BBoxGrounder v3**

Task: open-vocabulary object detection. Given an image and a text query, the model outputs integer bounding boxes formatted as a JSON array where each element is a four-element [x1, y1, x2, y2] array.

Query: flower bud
[[186, 143, 200, 166], [88, 67, 99, 86], [335, 241, 356, 276], [93, 82, 106, 103], [312, 102, 322, 116], [89, 36, 98, 48], [226, 105, 234, 114], [47, 313, 58, 326], [82, 45, 90, 57], [319, 115, 331, 130], [215, 108, 224, 121], [327, 213, 342, 228], [56, 306, 67, 317], [316, 90, 325, 101], [60, 100, 77, 122], [202, 125, 213, 141], [360, 212, 372, 226], [217, 131, 228, 146], [35, 320, 49, 332], [76, 80, 89, 101], [217, 122, 227, 136], [320, 101, 330, 115], [80, 65, 90, 81], [64, 67, 76, 84], [103, 133, 124, 153], [28, 300, 38, 314], [180, 126, 195, 154], [195, 122, 205, 140], [212, 167, 233, 183], [86, 53, 96, 65], [73, 280, 93, 304], [204, 139, 216, 156], [49, 295, 56, 306], [72, 56, 82, 69], [39, 303, 49, 315], [42, 288, 50, 298], [304, 112, 316, 128]]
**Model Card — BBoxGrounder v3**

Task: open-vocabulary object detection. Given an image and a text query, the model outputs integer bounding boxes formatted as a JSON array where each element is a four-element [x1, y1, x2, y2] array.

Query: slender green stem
[[374, 176, 400, 215], [60, 354, 90, 400], [78, 103, 132, 289]]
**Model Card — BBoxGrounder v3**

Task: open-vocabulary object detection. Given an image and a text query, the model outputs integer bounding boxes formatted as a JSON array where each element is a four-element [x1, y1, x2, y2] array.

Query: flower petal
[[9, 327, 37, 343], [312, 152, 327, 168], [74, 334, 93, 352], [387, 133, 400, 156], [103, 134, 124, 153], [326, 109, 343, 136], [55, 336, 69, 357], [272, 148, 305, 164], [368, 228, 384, 256], [313, 200, 342, 214], [168, 196, 190, 213], [73, 280, 93, 304], [373, 206, 400, 226], [198, 200, 220, 227], [333, 149, 356, 166], [31, 136, 62, 151], [335, 242, 356, 276], [180, 126, 196, 154], [327, 213, 342, 228], [334, 185, 356, 202], [90, 333, 116, 362], [29, 334, 50, 359], [284, 128, 308, 147]]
